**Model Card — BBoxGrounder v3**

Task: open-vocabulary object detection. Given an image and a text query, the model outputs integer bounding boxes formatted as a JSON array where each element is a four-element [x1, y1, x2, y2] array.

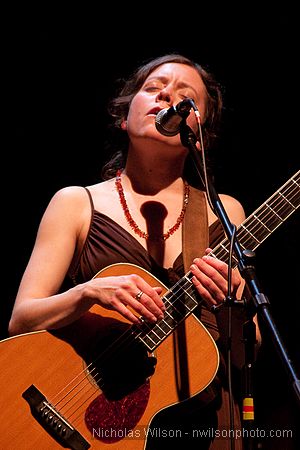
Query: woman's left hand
[[190, 248, 242, 308]]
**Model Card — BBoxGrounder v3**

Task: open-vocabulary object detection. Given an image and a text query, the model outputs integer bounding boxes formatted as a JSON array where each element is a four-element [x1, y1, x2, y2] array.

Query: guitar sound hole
[[85, 325, 157, 401], [51, 314, 157, 400]]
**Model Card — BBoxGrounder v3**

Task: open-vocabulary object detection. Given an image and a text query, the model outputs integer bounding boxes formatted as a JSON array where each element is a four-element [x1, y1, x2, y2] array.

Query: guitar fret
[[147, 328, 162, 342], [237, 228, 260, 251], [184, 290, 199, 309], [240, 224, 260, 244], [164, 290, 174, 301], [165, 308, 184, 324], [145, 332, 160, 345], [269, 194, 295, 218], [292, 178, 300, 189], [253, 214, 271, 232], [176, 287, 198, 310], [268, 185, 299, 215], [213, 246, 226, 262], [184, 274, 193, 283], [133, 320, 167, 350], [153, 323, 168, 339], [139, 333, 156, 349], [243, 220, 269, 242], [139, 336, 156, 350], [278, 191, 296, 210], [137, 284, 201, 351], [262, 203, 283, 229], [284, 180, 300, 202], [264, 200, 283, 219], [220, 243, 229, 256], [253, 211, 279, 234], [158, 319, 172, 333]]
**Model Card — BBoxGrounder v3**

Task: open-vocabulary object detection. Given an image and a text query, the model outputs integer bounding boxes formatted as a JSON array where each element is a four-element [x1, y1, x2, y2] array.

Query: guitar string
[[47, 173, 300, 424]]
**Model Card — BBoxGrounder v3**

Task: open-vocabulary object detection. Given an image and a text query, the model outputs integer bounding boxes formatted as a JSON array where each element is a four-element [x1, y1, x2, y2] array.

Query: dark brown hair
[[101, 54, 223, 181]]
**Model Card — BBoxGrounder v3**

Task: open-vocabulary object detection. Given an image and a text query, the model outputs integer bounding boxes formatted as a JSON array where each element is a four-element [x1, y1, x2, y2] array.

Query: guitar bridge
[[22, 384, 90, 450]]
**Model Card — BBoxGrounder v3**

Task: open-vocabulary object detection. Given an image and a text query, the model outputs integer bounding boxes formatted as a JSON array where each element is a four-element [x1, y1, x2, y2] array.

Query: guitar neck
[[212, 169, 300, 266], [135, 170, 300, 352]]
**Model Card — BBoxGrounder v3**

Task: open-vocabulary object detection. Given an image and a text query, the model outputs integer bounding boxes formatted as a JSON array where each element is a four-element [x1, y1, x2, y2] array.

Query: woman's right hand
[[81, 274, 165, 324]]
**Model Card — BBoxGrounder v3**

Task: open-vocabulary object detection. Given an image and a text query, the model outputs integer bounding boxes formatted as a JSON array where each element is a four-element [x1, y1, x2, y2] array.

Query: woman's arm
[[8, 186, 165, 336]]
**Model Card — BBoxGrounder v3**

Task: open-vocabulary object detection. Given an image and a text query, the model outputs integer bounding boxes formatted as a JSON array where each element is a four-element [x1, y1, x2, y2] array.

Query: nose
[[156, 88, 173, 105]]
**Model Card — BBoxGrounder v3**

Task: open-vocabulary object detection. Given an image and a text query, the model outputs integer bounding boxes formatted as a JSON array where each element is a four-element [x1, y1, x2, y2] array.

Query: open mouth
[[147, 107, 162, 116]]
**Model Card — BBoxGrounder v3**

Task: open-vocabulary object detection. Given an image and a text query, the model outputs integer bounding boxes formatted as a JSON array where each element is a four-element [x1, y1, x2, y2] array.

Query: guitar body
[[0, 263, 219, 450]]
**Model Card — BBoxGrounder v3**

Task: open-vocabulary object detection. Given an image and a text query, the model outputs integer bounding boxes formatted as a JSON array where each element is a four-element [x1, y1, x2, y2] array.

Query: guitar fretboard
[[133, 170, 300, 351]]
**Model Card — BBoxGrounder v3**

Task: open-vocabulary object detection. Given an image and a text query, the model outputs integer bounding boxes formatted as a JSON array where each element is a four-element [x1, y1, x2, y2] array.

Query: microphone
[[155, 98, 195, 137]]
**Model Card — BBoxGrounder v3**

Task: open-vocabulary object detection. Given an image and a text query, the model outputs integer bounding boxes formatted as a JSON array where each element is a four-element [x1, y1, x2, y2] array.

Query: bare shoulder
[[43, 179, 116, 224], [41, 185, 98, 225], [48, 183, 108, 210], [218, 193, 246, 226], [206, 192, 246, 227], [51, 185, 91, 205]]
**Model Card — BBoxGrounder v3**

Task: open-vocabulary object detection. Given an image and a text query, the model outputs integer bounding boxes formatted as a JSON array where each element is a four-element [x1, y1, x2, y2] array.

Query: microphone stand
[[179, 123, 300, 446]]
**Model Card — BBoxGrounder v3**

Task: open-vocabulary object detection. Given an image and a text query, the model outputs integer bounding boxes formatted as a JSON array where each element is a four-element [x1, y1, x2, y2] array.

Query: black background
[[2, 7, 300, 449]]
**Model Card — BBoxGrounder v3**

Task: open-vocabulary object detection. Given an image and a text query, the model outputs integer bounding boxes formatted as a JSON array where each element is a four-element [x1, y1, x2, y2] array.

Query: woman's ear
[[121, 119, 127, 130]]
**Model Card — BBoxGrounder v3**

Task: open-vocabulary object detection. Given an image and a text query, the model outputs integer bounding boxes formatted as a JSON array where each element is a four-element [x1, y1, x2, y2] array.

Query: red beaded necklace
[[115, 169, 190, 241]]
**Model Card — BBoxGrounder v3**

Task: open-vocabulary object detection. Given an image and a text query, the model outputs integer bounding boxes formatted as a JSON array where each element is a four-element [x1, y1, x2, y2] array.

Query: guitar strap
[[182, 185, 209, 271], [181, 185, 221, 406]]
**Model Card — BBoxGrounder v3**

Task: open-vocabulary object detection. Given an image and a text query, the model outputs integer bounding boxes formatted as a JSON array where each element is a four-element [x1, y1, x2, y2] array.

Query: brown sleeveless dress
[[68, 188, 244, 450]]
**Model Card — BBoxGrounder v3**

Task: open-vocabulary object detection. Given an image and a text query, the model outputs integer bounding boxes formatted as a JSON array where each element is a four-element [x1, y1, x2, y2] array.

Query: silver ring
[[135, 291, 144, 301]]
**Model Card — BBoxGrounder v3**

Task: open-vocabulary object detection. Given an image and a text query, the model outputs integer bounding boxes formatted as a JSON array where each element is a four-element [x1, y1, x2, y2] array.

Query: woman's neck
[[125, 146, 186, 195]]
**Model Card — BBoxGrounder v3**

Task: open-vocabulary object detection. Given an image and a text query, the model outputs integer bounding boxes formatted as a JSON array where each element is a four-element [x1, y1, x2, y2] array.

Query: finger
[[110, 298, 143, 324], [192, 257, 228, 292], [135, 281, 166, 312], [133, 289, 165, 320], [115, 288, 163, 322], [190, 260, 226, 303], [191, 275, 218, 306], [202, 256, 242, 294], [123, 274, 165, 311], [202, 255, 229, 278]]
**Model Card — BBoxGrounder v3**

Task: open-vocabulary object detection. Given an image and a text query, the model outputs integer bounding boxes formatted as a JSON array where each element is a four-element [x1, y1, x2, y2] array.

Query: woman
[[9, 54, 258, 449]]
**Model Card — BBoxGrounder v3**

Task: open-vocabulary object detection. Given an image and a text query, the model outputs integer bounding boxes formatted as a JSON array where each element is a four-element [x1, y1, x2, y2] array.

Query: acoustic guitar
[[0, 170, 299, 450]]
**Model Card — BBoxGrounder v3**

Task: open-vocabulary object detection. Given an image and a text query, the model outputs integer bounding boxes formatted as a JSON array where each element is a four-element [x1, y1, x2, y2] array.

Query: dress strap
[[83, 186, 95, 214], [68, 187, 94, 285]]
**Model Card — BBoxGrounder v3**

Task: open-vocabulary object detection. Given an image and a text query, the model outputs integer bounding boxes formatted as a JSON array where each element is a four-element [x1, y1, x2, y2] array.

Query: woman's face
[[124, 63, 208, 144]]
